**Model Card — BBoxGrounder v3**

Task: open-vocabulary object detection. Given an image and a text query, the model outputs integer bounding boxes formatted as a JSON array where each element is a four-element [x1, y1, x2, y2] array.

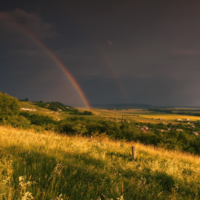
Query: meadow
[[118, 109, 200, 123], [1, 126, 200, 200], [21, 101, 200, 124], [19, 102, 60, 120], [139, 113, 200, 121]]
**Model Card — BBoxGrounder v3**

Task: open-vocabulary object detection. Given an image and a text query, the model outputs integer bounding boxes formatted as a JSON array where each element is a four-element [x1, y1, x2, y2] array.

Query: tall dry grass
[[1, 125, 200, 199]]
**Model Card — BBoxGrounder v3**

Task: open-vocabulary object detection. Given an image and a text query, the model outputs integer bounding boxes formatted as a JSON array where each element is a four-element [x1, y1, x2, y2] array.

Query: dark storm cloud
[[1, 0, 200, 106], [0, 9, 56, 40], [108, 40, 113, 47], [172, 48, 200, 57]]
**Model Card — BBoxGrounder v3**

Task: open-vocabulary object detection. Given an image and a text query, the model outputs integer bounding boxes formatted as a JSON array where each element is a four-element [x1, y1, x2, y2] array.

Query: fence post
[[91, 136, 93, 142], [132, 146, 136, 160]]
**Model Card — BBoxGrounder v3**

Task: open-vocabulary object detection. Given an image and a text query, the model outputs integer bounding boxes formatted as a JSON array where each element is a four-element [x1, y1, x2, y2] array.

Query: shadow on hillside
[[106, 152, 134, 161]]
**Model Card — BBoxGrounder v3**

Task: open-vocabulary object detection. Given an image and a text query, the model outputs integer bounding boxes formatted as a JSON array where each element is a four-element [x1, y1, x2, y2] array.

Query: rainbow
[[75, 18, 130, 103], [97, 49, 130, 103], [13, 23, 91, 109]]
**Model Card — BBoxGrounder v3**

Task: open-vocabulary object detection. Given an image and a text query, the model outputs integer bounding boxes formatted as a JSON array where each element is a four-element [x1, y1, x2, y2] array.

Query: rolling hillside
[[1, 126, 200, 199]]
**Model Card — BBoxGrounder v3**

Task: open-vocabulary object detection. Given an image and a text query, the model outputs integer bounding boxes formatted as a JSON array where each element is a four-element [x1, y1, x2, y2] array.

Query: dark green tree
[[0, 92, 20, 118]]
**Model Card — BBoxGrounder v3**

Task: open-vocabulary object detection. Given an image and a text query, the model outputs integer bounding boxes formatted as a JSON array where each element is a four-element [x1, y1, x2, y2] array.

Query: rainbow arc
[[16, 24, 90, 109]]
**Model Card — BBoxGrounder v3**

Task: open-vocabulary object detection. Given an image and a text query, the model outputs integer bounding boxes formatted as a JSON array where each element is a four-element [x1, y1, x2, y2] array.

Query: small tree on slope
[[0, 92, 20, 118]]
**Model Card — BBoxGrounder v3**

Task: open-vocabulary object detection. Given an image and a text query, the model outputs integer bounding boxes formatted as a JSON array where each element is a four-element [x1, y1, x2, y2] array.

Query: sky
[[1, 0, 200, 107]]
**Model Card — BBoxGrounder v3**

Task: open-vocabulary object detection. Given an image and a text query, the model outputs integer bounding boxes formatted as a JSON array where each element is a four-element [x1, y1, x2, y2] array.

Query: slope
[[0, 126, 200, 200]]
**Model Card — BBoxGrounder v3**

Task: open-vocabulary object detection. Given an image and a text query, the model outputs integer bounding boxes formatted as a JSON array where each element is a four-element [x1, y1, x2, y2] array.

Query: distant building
[[186, 118, 190, 121], [167, 128, 171, 131], [141, 126, 148, 131], [21, 108, 36, 111], [193, 132, 199, 135], [176, 129, 183, 132], [159, 118, 162, 120], [142, 126, 148, 129], [177, 119, 181, 121], [46, 104, 50, 107]]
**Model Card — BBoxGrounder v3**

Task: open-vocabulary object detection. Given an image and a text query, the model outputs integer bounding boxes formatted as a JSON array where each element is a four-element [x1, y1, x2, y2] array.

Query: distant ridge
[[91, 103, 152, 109]]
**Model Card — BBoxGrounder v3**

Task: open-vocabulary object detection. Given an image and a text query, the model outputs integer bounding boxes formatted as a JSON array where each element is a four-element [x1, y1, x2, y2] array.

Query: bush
[[1, 115, 31, 129], [0, 92, 20, 118], [82, 111, 93, 115], [20, 112, 56, 126]]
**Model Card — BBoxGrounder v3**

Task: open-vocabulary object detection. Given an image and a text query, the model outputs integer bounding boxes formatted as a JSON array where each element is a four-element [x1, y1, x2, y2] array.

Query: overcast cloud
[[1, 0, 200, 107]]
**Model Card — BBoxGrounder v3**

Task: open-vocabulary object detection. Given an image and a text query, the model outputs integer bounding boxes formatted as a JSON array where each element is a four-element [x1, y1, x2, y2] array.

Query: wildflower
[[56, 194, 63, 200], [116, 196, 124, 200], [21, 191, 34, 200], [19, 176, 24, 182]]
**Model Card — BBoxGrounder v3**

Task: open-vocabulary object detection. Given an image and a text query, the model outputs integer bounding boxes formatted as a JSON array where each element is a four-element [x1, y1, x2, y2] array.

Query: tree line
[[148, 108, 200, 116]]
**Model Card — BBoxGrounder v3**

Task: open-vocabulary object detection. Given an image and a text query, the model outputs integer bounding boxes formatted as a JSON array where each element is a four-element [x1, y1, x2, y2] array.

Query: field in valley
[[85, 108, 200, 124], [1, 126, 200, 200], [20, 101, 200, 125], [139, 113, 200, 121]]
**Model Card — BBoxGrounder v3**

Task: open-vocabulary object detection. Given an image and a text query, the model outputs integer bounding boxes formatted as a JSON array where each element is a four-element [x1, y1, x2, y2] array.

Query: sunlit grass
[[19, 101, 37, 109], [140, 113, 200, 121], [1, 126, 200, 199]]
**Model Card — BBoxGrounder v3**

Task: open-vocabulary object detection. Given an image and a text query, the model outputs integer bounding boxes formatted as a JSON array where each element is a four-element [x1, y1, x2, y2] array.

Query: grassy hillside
[[20, 101, 59, 119], [20, 101, 38, 109], [1, 126, 200, 199], [19, 102, 95, 121]]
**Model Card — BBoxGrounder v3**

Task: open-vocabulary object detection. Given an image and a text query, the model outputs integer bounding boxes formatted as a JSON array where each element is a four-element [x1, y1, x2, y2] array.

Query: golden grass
[[1, 126, 200, 199], [1, 125, 199, 162], [140, 113, 200, 121], [90, 109, 183, 124]]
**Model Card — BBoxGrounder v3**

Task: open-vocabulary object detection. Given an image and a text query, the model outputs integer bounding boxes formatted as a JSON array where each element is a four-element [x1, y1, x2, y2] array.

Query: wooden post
[[132, 146, 136, 160], [91, 136, 93, 142]]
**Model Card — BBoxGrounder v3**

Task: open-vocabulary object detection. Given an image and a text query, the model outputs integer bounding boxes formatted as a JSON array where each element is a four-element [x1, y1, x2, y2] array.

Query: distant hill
[[91, 103, 152, 109], [32, 101, 73, 112]]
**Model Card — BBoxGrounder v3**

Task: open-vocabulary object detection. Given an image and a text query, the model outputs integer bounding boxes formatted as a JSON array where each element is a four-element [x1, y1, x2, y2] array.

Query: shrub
[[1, 115, 31, 129], [0, 92, 20, 118], [20, 112, 56, 126]]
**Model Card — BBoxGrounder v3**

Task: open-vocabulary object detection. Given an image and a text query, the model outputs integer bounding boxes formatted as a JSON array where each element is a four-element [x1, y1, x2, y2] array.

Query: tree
[[0, 92, 20, 118]]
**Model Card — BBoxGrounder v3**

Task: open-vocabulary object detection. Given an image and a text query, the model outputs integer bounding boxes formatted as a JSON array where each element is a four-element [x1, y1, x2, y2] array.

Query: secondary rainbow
[[17, 24, 91, 109], [75, 18, 130, 103]]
